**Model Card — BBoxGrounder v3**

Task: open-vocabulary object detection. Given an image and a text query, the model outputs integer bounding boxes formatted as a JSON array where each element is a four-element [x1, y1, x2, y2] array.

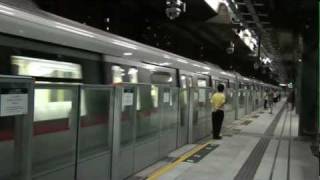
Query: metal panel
[[0, 75, 34, 180]]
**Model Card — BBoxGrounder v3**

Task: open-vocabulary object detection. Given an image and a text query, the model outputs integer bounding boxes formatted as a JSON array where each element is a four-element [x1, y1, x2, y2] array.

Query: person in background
[[273, 90, 278, 103], [268, 90, 274, 114], [211, 84, 226, 140], [264, 90, 268, 109], [287, 90, 295, 110]]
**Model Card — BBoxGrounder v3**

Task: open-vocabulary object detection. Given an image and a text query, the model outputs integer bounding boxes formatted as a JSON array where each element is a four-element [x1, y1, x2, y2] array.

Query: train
[[0, 2, 279, 180]]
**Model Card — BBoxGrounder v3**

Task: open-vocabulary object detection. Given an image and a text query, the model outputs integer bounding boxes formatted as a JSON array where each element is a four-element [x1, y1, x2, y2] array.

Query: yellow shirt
[[211, 92, 226, 111]]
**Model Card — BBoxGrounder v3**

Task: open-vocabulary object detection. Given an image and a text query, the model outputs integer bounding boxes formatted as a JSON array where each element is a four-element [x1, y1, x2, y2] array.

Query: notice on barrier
[[163, 92, 170, 103], [0, 94, 28, 117], [199, 89, 206, 103], [123, 92, 133, 106]]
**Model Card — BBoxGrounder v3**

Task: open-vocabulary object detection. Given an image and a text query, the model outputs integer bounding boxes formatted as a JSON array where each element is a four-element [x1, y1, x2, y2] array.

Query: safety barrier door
[[191, 88, 212, 143], [178, 88, 190, 147], [224, 88, 236, 125], [76, 85, 114, 180], [0, 76, 33, 180], [237, 89, 246, 119], [32, 84, 79, 180], [159, 87, 179, 157]]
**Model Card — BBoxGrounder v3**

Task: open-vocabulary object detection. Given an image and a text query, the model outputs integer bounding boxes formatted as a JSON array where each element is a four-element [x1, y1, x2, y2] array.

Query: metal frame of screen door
[[0, 75, 34, 180]]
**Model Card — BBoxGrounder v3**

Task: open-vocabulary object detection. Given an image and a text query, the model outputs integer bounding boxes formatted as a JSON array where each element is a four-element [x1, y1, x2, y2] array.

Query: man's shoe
[[214, 136, 222, 140]]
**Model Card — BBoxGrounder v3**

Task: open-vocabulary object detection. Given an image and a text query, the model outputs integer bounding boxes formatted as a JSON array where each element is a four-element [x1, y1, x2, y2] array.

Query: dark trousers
[[264, 100, 268, 109], [212, 110, 224, 138]]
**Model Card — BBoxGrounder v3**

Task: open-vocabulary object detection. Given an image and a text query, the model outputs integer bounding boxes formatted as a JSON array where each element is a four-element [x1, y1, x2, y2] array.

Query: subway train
[[0, 3, 279, 180]]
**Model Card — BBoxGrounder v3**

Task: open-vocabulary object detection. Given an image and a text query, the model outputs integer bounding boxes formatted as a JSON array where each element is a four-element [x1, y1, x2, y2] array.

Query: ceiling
[[22, 0, 317, 84]]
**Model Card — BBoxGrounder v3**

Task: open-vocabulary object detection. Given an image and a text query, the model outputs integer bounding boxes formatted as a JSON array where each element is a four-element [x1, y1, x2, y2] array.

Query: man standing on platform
[[211, 84, 226, 140]]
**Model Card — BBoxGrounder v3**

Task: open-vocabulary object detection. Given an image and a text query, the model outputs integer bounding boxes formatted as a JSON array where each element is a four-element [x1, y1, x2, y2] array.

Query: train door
[[178, 75, 192, 147]]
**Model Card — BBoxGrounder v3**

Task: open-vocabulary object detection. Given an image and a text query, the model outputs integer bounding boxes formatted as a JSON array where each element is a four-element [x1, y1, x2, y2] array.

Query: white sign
[[122, 92, 133, 106], [0, 94, 28, 117], [163, 92, 170, 103], [199, 89, 206, 103]]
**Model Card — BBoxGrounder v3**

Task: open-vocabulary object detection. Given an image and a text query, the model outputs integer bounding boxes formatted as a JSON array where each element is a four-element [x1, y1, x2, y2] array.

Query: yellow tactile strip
[[147, 141, 213, 180]]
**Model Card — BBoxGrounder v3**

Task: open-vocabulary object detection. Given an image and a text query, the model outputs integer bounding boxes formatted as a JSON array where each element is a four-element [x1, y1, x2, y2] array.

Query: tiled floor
[[151, 101, 319, 180]]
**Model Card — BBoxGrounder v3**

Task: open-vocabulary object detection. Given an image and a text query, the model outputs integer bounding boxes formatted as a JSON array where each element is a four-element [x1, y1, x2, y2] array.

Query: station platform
[[132, 100, 319, 180]]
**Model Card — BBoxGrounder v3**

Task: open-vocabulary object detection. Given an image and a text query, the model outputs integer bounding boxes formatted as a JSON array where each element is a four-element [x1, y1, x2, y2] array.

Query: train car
[[0, 2, 278, 180]]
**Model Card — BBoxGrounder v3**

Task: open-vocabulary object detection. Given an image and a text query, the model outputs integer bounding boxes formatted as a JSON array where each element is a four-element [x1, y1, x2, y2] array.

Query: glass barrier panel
[[120, 87, 135, 147], [135, 85, 160, 143], [32, 86, 77, 175], [160, 87, 179, 132], [179, 89, 189, 127], [79, 88, 112, 158]]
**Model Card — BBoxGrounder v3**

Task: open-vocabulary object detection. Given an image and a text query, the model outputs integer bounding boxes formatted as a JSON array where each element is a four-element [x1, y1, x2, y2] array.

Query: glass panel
[[136, 85, 160, 142], [187, 77, 193, 87], [112, 65, 124, 83], [120, 87, 135, 147], [197, 79, 207, 87], [239, 90, 245, 108], [180, 89, 189, 127], [180, 75, 187, 89], [32, 87, 77, 174], [128, 68, 138, 83], [151, 72, 172, 84], [79, 88, 112, 158], [161, 88, 179, 132], [11, 56, 82, 79]]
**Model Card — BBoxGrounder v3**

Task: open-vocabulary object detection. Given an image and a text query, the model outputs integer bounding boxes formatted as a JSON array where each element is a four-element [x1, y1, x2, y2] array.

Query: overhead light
[[159, 62, 171, 66], [163, 55, 171, 59], [55, 23, 95, 38], [112, 40, 138, 50], [192, 63, 201, 67], [176, 58, 188, 64], [201, 72, 210, 75], [123, 52, 133, 56], [0, 4, 14, 11], [298, 59, 302, 62], [0, 9, 14, 15], [203, 66, 211, 70]]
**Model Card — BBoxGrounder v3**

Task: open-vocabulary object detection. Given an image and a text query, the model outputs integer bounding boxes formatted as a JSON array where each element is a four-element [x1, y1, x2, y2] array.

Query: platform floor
[[135, 100, 319, 180]]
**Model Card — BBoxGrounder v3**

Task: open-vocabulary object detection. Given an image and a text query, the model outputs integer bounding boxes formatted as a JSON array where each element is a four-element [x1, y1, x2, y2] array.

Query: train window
[[197, 79, 207, 87], [112, 65, 125, 83], [151, 85, 159, 108], [128, 68, 138, 83], [151, 71, 172, 84], [11, 56, 82, 79], [187, 76, 193, 87], [180, 75, 187, 88]]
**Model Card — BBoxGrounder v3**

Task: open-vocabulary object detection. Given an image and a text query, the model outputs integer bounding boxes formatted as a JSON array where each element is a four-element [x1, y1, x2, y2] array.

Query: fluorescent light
[[192, 63, 201, 67], [163, 55, 171, 59], [203, 66, 211, 70], [0, 4, 14, 11], [123, 52, 133, 56], [159, 62, 171, 66], [201, 72, 210, 75], [112, 40, 138, 50], [55, 23, 95, 38], [0, 9, 14, 15], [176, 58, 188, 64], [298, 59, 302, 62]]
